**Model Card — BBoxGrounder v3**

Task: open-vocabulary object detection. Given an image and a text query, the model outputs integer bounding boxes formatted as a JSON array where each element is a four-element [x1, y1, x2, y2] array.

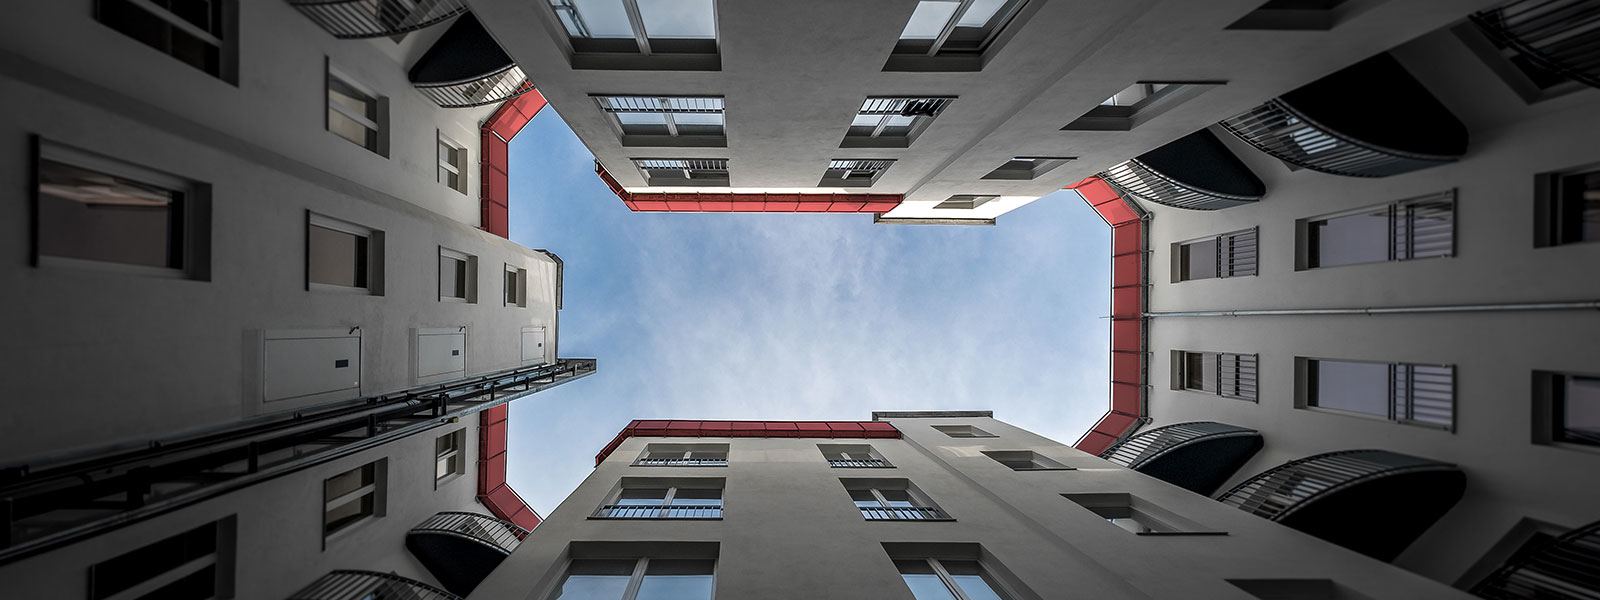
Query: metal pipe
[[1145, 300, 1600, 318]]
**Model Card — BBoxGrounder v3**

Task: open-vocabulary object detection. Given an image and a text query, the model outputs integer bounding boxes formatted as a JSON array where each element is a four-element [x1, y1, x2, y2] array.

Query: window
[[34, 139, 210, 279], [88, 517, 235, 600], [633, 159, 730, 187], [1226, 0, 1352, 31], [887, 0, 1029, 71], [844, 97, 955, 148], [307, 212, 382, 294], [982, 450, 1071, 471], [435, 429, 466, 485], [895, 558, 1013, 600], [594, 96, 725, 147], [1301, 191, 1455, 269], [821, 159, 895, 187], [1063, 493, 1223, 536], [843, 479, 951, 521], [592, 481, 723, 519], [327, 65, 387, 155], [1535, 166, 1600, 247], [1304, 358, 1455, 429], [933, 424, 995, 438], [505, 264, 528, 307], [547, 0, 719, 71], [438, 246, 476, 303], [324, 460, 385, 539], [1174, 351, 1259, 401], [1176, 228, 1257, 281], [548, 557, 715, 600], [982, 157, 1073, 180], [94, 0, 235, 82], [935, 195, 998, 210], [819, 444, 892, 468], [633, 444, 729, 466], [1062, 82, 1221, 131], [437, 134, 468, 194], [1534, 371, 1600, 448]]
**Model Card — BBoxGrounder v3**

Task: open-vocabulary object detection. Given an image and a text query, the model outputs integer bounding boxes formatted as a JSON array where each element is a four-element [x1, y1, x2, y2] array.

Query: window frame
[[1298, 190, 1457, 270], [894, 557, 1015, 600], [632, 444, 730, 467], [885, 0, 1033, 72], [437, 132, 469, 194], [842, 479, 953, 521], [819, 444, 893, 468], [1300, 357, 1456, 431], [504, 264, 528, 307], [306, 211, 383, 295], [547, 556, 717, 600], [594, 95, 727, 147], [1062, 82, 1223, 131], [326, 60, 388, 156], [1063, 492, 1226, 536], [322, 459, 387, 545], [1534, 164, 1600, 248], [843, 97, 956, 148], [592, 481, 725, 519], [1174, 227, 1258, 282], [87, 517, 236, 600], [1173, 350, 1259, 402], [633, 158, 731, 187], [932, 424, 996, 438], [546, 0, 722, 71], [438, 246, 476, 303], [435, 428, 467, 487], [981, 450, 1073, 471], [93, 0, 238, 83], [1533, 370, 1600, 451]]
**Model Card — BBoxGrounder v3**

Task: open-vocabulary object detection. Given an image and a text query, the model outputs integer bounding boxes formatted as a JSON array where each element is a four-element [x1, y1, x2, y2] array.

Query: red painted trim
[[476, 405, 542, 530], [1066, 177, 1147, 456], [596, 163, 902, 213], [595, 420, 901, 465]]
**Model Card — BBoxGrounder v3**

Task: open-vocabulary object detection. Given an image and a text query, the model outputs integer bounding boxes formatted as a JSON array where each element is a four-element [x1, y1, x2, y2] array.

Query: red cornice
[[1067, 176, 1148, 456], [596, 420, 901, 465], [596, 163, 902, 213]]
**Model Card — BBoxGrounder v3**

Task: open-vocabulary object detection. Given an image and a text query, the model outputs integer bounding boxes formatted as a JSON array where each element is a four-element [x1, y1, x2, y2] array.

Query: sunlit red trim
[[1068, 176, 1147, 455], [595, 420, 901, 465], [596, 163, 901, 213]]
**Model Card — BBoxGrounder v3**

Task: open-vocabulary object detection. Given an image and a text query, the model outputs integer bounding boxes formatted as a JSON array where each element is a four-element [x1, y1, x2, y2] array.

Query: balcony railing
[[829, 458, 893, 468], [1218, 450, 1456, 521], [1100, 421, 1263, 495], [1471, 0, 1600, 89], [1101, 422, 1259, 470], [408, 13, 531, 108], [288, 0, 469, 39], [592, 504, 723, 519], [634, 457, 728, 466], [1471, 519, 1600, 599], [288, 570, 461, 600], [409, 511, 528, 554], [1100, 159, 1259, 211], [1222, 100, 1453, 178], [1099, 129, 1265, 211], [861, 505, 952, 521], [405, 512, 528, 595], [414, 66, 532, 109]]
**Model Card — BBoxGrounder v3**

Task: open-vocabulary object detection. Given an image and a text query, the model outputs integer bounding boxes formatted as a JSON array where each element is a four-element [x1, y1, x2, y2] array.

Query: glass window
[[636, 0, 716, 38], [95, 0, 231, 80], [1308, 359, 1455, 429], [596, 96, 725, 139], [1305, 192, 1455, 268], [845, 97, 953, 145], [435, 429, 464, 483], [551, 559, 636, 599], [1177, 351, 1258, 401], [1558, 375, 1600, 446], [550, 0, 716, 55], [89, 520, 228, 600], [895, 558, 1010, 600], [848, 484, 948, 520], [308, 223, 369, 289], [1308, 209, 1390, 268], [328, 70, 382, 153], [1543, 168, 1600, 246], [324, 461, 381, 536], [596, 485, 723, 518], [37, 153, 187, 273], [1180, 238, 1219, 280], [895, 0, 1026, 56], [438, 137, 465, 193], [551, 558, 714, 600]]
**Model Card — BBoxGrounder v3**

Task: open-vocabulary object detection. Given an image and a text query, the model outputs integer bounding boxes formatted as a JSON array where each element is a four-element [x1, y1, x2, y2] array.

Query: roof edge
[[871, 410, 995, 421]]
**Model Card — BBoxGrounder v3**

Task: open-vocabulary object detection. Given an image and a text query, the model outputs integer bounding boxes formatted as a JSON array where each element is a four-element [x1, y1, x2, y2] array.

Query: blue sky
[[504, 110, 1110, 516]]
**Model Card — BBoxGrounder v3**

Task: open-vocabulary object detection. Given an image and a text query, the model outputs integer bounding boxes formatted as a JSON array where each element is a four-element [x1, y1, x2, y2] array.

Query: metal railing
[[288, 0, 468, 39], [633, 457, 728, 466], [1100, 159, 1262, 210], [408, 512, 528, 555], [1220, 99, 1459, 177], [1216, 450, 1459, 521], [1394, 196, 1456, 260], [858, 97, 954, 118], [635, 159, 729, 171], [1471, 518, 1600, 599], [1100, 422, 1260, 470], [829, 458, 893, 468], [1218, 353, 1259, 401], [414, 67, 531, 108], [1220, 228, 1258, 277], [861, 505, 952, 521], [827, 159, 895, 176], [592, 504, 723, 519], [1471, 0, 1600, 89], [596, 96, 725, 114], [289, 570, 461, 600], [1393, 364, 1455, 429]]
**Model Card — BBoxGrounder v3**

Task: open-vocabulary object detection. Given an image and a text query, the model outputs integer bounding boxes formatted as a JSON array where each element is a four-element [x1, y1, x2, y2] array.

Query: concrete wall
[[474, 415, 1472, 599], [1141, 25, 1600, 586]]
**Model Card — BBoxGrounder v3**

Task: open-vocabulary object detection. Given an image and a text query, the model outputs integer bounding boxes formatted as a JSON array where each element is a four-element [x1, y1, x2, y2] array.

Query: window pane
[[1181, 239, 1218, 280], [1312, 360, 1390, 417], [324, 464, 374, 499], [1562, 376, 1600, 445], [848, 489, 878, 507], [637, 0, 716, 39], [896, 560, 959, 600], [878, 489, 914, 506], [308, 225, 368, 288], [1310, 209, 1390, 268], [900, 1, 959, 40], [671, 489, 722, 505], [956, 0, 1007, 27], [561, 0, 635, 38], [618, 488, 669, 505], [553, 559, 636, 600], [1559, 170, 1600, 243], [328, 109, 376, 149], [440, 255, 466, 298], [328, 78, 376, 121], [324, 494, 373, 533], [436, 457, 453, 480], [943, 561, 1008, 600], [37, 159, 181, 269], [637, 559, 715, 600]]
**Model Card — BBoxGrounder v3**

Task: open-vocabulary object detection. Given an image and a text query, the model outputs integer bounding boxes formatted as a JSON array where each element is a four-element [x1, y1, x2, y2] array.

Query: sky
[[504, 109, 1111, 516]]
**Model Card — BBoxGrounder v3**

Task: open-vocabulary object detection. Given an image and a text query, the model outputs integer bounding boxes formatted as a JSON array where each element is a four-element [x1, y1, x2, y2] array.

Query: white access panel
[[521, 326, 547, 365], [263, 331, 360, 403], [418, 328, 466, 380]]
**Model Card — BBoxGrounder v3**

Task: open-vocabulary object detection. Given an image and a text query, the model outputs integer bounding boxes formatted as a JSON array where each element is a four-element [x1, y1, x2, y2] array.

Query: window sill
[[1134, 530, 1230, 536], [1174, 388, 1258, 403], [38, 255, 193, 280], [1010, 467, 1076, 472], [323, 515, 379, 550], [309, 282, 376, 295], [435, 472, 465, 490], [1298, 406, 1454, 432]]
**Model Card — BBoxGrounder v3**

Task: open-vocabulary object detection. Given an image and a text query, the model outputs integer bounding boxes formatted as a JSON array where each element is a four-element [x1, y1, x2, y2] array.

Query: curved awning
[[1101, 421, 1263, 495], [288, 570, 461, 600], [288, 0, 467, 39], [406, 511, 529, 596], [1471, 0, 1600, 89], [1100, 129, 1265, 211], [409, 12, 531, 108]]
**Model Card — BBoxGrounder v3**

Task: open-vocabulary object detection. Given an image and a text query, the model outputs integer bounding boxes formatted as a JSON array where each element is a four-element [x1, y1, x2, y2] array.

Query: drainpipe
[[1145, 300, 1600, 318]]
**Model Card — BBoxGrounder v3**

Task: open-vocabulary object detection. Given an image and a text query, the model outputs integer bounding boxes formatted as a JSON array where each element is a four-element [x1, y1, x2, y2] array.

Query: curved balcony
[[1099, 421, 1263, 495], [405, 512, 529, 596], [1472, 519, 1600, 599], [1471, 0, 1600, 89], [288, 570, 460, 600], [1099, 129, 1265, 211], [1217, 449, 1465, 561], [288, 0, 468, 39], [1220, 53, 1468, 178], [409, 13, 532, 108]]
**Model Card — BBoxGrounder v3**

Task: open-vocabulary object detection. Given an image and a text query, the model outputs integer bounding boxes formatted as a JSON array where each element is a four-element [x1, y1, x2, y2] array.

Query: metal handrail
[[1099, 422, 1259, 469], [289, 570, 461, 600], [1471, 0, 1600, 89], [592, 504, 724, 519], [1100, 158, 1261, 210], [287, 0, 468, 39], [414, 68, 532, 109], [1220, 98, 1459, 178], [1216, 449, 1458, 522], [860, 505, 952, 521], [829, 458, 893, 468], [1471, 518, 1600, 599], [633, 457, 728, 466], [408, 511, 529, 555], [635, 159, 729, 171]]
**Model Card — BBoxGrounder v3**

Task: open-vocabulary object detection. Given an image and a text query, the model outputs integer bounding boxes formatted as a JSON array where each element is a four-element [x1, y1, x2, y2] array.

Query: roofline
[[871, 410, 995, 421]]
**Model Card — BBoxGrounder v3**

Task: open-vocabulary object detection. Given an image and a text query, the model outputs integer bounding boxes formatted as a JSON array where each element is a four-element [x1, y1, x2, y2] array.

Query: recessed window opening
[[88, 517, 235, 600], [1063, 493, 1222, 536], [844, 480, 951, 521], [435, 429, 466, 485], [894, 557, 1014, 600], [982, 156, 1073, 180], [1305, 358, 1455, 430], [1175, 350, 1259, 401], [547, 556, 715, 600], [327, 66, 386, 155], [504, 264, 528, 307], [596, 96, 725, 146], [1536, 166, 1600, 247], [933, 424, 995, 438], [548, 0, 717, 54], [1226, 0, 1352, 31], [1535, 371, 1600, 448], [634, 444, 729, 466], [593, 482, 724, 519], [935, 195, 998, 210], [822, 159, 895, 187], [1063, 82, 1221, 131], [324, 460, 385, 539], [1177, 228, 1257, 281], [895, 0, 1028, 56], [983, 450, 1072, 471], [844, 97, 954, 148], [307, 213, 382, 294], [94, 0, 236, 82], [819, 444, 893, 468], [438, 246, 475, 303], [1455, 21, 1586, 104], [634, 158, 730, 186], [1302, 191, 1456, 269], [438, 133, 468, 194]]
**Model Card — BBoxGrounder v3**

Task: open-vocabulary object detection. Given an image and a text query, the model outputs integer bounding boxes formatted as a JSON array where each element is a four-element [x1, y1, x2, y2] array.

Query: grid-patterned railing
[[1216, 450, 1458, 521], [592, 504, 723, 519], [408, 512, 528, 555], [860, 505, 952, 521], [634, 159, 729, 171], [288, 0, 468, 39], [597, 96, 725, 114], [633, 457, 728, 466], [1394, 196, 1456, 260], [289, 570, 461, 600], [1393, 364, 1454, 428], [1100, 422, 1260, 470], [1218, 353, 1259, 400], [414, 67, 531, 108], [1471, 518, 1600, 599], [1220, 228, 1258, 277], [1220, 99, 1460, 177], [1471, 0, 1600, 89], [1100, 159, 1261, 211], [829, 458, 893, 468], [858, 97, 954, 118], [828, 159, 896, 175]]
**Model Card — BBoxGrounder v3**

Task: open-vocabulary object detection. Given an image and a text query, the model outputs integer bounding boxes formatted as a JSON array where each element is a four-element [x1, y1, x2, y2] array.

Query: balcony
[[830, 458, 893, 468], [1099, 130, 1265, 211], [634, 457, 728, 466], [1471, 0, 1600, 89], [1217, 449, 1465, 561], [288, 0, 468, 39], [860, 505, 952, 521], [592, 503, 723, 519], [1099, 422, 1263, 495], [1472, 518, 1600, 599], [405, 512, 528, 596], [408, 13, 531, 108], [1220, 53, 1468, 178], [288, 570, 460, 600]]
